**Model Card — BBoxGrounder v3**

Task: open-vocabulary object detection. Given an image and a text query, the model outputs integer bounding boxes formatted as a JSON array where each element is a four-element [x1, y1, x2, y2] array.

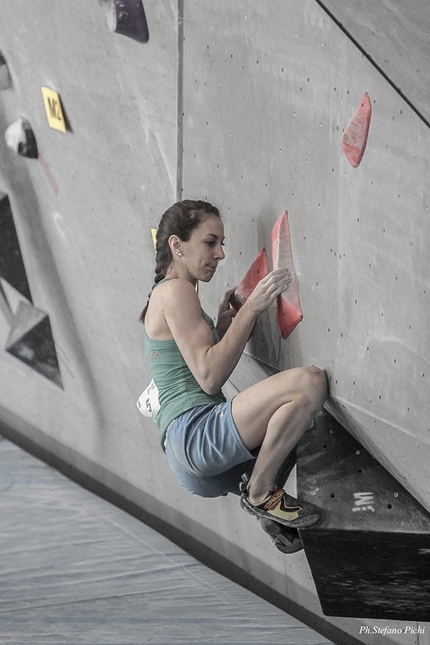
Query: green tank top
[[143, 279, 226, 449]]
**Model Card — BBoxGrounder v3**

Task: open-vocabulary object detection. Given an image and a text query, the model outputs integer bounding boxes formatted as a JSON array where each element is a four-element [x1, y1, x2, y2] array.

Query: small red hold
[[230, 248, 269, 312], [271, 211, 303, 339], [341, 92, 372, 168]]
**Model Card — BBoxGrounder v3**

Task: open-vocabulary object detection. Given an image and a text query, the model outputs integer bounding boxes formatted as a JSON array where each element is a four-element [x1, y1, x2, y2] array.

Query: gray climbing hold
[[4, 118, 38, 159]]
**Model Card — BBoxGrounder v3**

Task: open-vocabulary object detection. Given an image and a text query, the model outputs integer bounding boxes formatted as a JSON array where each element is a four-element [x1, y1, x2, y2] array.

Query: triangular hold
[[0, 194, 32, 302], [271, 211, 303, 339], [296, 411, 430, 621], [341, 92, 372, 168], [230, 248, 269, 312], [6, 301, 63, 388], [98, 0, 149, 43], [0, 278, 32, 316], [0, 288, 13, 333], [6, 301, 46, 346]]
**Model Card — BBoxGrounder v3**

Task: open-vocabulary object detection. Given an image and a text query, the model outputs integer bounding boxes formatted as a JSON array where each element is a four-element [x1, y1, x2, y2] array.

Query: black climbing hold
[[297, 411, 430, 621]]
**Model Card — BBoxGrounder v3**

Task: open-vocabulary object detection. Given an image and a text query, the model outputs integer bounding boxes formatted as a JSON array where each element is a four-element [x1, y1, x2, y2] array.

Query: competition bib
[[136, 379, 160, 420]]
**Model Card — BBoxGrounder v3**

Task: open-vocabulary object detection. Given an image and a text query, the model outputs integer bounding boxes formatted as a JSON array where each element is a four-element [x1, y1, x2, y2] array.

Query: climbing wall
[[0, 0, 179, 530], [0, 2, 429, 644], [181, 0, 430, 517], [181, 2, 430, 640], [317, 0, 430, 125]]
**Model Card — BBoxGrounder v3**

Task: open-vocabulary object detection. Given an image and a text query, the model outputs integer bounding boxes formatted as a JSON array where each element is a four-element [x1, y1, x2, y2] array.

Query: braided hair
[[139, 200, 220, 323]]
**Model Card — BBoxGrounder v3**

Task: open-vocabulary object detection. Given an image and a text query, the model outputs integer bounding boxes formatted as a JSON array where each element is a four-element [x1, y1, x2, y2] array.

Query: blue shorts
[[165, 400, 256, 498]]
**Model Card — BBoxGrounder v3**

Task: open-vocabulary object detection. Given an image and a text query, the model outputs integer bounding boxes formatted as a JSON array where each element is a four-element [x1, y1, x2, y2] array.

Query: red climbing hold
[[271, 211, 303, 339], [341, 92, 372, 168], [230, 248, 269, 312]]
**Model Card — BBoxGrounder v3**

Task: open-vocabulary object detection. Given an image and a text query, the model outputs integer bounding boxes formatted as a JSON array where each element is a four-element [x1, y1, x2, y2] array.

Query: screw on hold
[[4, 118, 38, 159], [341, 92, 372, 167]]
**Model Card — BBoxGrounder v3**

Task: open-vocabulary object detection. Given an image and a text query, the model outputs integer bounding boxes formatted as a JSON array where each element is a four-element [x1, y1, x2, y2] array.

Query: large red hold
[[271, 210, 303, 339], [230, 248, 269, 312], [341, 92, 372, 168]]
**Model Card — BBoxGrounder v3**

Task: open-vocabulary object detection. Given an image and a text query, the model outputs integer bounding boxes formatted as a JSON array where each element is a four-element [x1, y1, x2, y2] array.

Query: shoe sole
[[258, 518, 304, 554], [274, 535, 304, 554], [240, 495, 320, 528]]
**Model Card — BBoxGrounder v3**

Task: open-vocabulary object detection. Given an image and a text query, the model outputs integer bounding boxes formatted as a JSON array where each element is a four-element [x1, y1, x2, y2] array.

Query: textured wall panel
[[0, 0, 178, 514], [181, 3, 429, 640], [0, 1, 428, 643], [181, 0, 430, 513]]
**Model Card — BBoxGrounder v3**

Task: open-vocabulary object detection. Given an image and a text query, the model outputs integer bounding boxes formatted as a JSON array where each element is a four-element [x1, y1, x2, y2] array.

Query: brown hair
[[139, 199, 220, 322]]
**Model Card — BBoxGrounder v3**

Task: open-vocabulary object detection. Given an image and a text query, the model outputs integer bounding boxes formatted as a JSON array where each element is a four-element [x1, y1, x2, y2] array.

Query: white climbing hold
[[4, 118, 38, 159]]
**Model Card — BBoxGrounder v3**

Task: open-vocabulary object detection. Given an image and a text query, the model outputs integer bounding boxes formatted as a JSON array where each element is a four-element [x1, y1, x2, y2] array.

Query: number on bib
[[136, 379, 160, 420]]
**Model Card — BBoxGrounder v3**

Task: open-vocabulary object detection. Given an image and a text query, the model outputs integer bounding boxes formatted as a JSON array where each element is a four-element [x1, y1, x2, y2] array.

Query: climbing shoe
[[240, 478, 320, 529], [258, 517, 303, 554]]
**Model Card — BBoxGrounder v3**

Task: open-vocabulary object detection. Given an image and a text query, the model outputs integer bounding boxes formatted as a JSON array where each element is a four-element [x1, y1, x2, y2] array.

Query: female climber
[[138, 200, 327, 549]]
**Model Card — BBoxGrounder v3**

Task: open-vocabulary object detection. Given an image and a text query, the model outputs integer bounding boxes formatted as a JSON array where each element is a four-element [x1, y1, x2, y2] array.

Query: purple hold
[[98, 0, 149, 43]]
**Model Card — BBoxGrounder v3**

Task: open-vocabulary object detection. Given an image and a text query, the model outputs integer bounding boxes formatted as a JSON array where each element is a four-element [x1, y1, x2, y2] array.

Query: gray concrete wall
[[0, 2, 429, 644], [0, 0, 178, 496], [184, 0, 430, 514], [317, 0, 430, 125]]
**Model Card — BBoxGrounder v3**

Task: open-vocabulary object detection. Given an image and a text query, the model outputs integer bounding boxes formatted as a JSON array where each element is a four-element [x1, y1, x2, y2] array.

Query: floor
[[0, 435, 334, 645]]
